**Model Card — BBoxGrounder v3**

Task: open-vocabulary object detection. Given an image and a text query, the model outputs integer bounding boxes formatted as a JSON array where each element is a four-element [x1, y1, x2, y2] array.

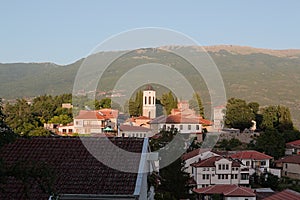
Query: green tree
[[261, 105, 293, 132], [128, 91, 143, 116], [0, 98, 17, 148], [49, 114, 72, 125], [224, 98, 255, 131], [253, 128, 285, 159], [149, 128, 191, 199], [95, 98, 111, 109], [189, 92, 204, 117], [160, 91, 177, 115]]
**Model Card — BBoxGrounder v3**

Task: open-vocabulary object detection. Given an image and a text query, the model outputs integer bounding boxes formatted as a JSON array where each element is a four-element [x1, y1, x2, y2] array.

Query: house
[[275, 155, 300, 179], [74, 109, 118, 134], [193, 184, 256, 200], [191, 156, 250, 188], [262, 189, 300, 200], [0, 137, 154, 199], [57, 124, 74, 135], [229, 150, 273, 175], [285, 139, 300, 155], [118, 124, 154, 138], [124, 116, 151, 128], [182, 148, 219, 174]]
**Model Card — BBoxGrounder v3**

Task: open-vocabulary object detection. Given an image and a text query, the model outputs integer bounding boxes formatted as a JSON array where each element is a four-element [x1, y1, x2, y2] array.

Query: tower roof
[[144, 85, 154, 91]]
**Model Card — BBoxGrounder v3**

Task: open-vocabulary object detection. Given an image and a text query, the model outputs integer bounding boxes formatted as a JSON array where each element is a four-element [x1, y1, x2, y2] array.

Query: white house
[[191, 156, 250, 188], [182, 148, 219, 174], [229, 150, 273, 175], [118, 124, 154, 138], [74, 109, 118, 134]]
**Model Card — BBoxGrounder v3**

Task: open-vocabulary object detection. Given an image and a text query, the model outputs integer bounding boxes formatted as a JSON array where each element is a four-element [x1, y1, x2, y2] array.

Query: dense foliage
[[4, 94, 72, 136], [189, 92, 204, 117], [160, 91, 178, 115], [149, 128, 191, 199]]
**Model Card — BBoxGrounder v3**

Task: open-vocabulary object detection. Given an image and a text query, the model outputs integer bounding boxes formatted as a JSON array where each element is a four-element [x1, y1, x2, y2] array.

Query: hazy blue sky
[[1, 1, 299, 64]]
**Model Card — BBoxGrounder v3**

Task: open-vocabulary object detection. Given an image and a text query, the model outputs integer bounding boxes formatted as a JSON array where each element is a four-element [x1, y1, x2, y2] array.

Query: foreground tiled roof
[[193, 184, 255, 197], [263, 189, 300, 200], [0, 137, 145, 199], [230, 150, 273, 160], [276, 155, 300, 164]]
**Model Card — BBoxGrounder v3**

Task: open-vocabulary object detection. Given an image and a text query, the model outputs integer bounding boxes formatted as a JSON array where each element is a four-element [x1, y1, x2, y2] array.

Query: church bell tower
[[143, 85, 156, 119]]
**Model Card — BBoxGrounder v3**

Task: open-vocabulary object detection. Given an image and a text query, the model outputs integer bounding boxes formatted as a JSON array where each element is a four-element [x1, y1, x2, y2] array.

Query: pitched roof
[[193, 184, 255, 197], [75, 109, 118, 120], [119, 125, 151, 132], [181, 148, 211, 161], [276, 155, 300, 164], [263, 189, 300, 200], [286, 139, 300, 148], [75, 110, 105, 120], [191, 156, 240, 168], [165, 114, 200, 124], [230, 150, 273, 160], [0, 137, 146, 199]]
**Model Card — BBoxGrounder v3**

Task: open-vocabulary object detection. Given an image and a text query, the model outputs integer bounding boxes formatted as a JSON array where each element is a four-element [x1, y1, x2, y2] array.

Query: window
[[196, 125, 200, 130], [153, 97, 155, 105], [246, 161, 250, 166], [225, 174, 228, 179], [235, 174, 238, 179], [149, 96, 151, 104], [226, 164, 229, 170], [62, 129, 66, 133], [188, 125, 191, 130], [180, 125, 183, 130], [218, 174, 221, 179], [206, 174, 209, 179], [212, 168, 215, 171], [69, 129, 73, 133], [285, 163, 288, 169], [207, 168, 210, 171], [218, 165, 221, 170], [145, 96, 147, 104], [222, 164, 225, 170], [261, 161, 266, 166], [241, 174, 249, 180], [203, 168, 206, 171], [231, 174, 234, 179], [144, 134, 146, 137], [232, 167, 235, 171], [202, 174, 206, 180]]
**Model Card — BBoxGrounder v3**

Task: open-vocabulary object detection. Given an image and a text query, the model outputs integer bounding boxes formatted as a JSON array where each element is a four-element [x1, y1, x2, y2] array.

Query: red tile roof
[[191, 156, 240, 168], [193, 184, 255, 197], [182, 148, 211, 161], [75, 110, 105, 120], [0, 137, 145, 199], [276, 155, 300, 164], [230, 150, 273, 160], [165, 115, 200, 124], [286, 139, 300, 148], [75, 109, 118, 120], [263, 189, 300, 200]]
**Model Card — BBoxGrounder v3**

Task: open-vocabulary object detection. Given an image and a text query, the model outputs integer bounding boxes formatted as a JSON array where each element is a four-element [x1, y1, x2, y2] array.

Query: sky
[[0, 0, 300, 65]]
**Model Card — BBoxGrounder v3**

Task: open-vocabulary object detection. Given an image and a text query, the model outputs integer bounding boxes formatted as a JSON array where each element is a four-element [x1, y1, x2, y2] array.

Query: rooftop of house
[[119, 124, 152, 132], [75, 109, 119, 120], [263, 189, 300, 200], [150, 114, 212, 125], [275, 155, 300, 164], [191, 156, 240, 168], [229, 150, 273, 160], [181, 148, 211, 161], [286, 139, 300, 148], [0, 137, 146, 199], [193, 184, 255, 197]]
